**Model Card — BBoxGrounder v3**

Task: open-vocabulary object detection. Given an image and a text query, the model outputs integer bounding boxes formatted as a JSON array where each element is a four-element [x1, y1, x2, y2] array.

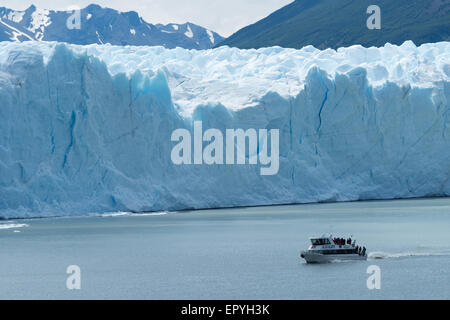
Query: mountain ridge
[[217, 0, 450, 49], [0, 4, 224, 49]]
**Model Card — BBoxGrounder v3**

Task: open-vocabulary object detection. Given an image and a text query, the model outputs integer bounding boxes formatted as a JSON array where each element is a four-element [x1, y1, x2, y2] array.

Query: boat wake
[[0, 222, 29, 230], [368, 251, 449, 260]]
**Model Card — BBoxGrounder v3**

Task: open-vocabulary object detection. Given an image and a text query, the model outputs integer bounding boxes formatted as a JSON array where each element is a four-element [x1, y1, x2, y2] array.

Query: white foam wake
[[99, 211, 169, 217], [130, 212, 169, 216], [0, 222, 29, 229], [368, 251, 449, 260]]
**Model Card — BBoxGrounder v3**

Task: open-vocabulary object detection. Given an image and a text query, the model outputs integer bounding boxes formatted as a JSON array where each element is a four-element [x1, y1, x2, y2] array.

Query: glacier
[[0, 41, 449, 219]]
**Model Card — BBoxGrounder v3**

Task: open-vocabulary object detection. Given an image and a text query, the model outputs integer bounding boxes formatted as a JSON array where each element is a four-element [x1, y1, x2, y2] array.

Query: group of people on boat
[[355, 245, 366, 256], [333, 237, 352, 245], [332, 236, 366, 256]]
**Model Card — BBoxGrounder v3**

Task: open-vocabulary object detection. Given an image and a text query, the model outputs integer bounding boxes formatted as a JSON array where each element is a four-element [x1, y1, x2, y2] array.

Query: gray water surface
[[1, 198, 449, 299]]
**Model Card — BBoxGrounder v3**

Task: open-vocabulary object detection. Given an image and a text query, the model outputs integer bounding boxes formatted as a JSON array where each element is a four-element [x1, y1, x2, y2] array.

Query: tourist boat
[[300, 234, 367, 263]]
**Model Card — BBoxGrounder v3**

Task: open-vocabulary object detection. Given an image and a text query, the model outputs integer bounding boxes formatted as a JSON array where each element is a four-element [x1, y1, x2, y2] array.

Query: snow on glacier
[[0, 41, 449, 218]]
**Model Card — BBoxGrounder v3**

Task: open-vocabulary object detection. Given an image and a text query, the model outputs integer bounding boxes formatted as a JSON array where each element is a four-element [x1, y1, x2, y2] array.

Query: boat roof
[[309, 234, 332, 240]]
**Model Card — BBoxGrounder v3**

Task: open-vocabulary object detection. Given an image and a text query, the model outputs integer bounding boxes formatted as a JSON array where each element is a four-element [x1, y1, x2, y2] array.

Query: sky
[[2, 0, 293, 37]]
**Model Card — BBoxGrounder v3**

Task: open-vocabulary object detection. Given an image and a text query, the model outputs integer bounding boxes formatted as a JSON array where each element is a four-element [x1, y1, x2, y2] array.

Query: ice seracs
[[0, 41, 448, 219]]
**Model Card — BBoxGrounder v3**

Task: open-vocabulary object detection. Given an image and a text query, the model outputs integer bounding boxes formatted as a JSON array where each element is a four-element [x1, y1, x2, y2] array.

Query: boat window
[[311, 238, 331, 245], [320, 249, 357, 255]]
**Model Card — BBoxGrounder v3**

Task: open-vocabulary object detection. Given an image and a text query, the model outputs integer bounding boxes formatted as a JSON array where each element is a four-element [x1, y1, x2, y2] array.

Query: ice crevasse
[[0, 41, 449, 218]]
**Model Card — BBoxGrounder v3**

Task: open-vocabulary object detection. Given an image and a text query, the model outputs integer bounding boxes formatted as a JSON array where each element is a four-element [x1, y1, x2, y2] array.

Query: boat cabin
[[308, 234, 357, 253]]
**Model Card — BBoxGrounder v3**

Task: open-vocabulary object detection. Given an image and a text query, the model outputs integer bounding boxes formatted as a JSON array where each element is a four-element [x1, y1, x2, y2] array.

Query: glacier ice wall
[[0, 41, 449, 218]]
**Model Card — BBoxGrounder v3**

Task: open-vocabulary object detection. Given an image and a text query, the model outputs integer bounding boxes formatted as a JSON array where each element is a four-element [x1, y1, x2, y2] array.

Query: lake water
[[1, 198, 449, 299]]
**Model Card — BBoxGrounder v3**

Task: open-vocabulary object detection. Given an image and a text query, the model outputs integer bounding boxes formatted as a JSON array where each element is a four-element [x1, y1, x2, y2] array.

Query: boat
[[300, 234, 367, 263]]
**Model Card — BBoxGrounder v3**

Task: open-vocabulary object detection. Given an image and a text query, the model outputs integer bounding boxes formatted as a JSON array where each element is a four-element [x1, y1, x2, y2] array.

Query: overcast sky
[[2, 0, 293, 37]]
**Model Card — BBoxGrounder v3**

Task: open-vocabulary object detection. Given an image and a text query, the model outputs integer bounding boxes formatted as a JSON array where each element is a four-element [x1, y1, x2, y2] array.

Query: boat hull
[[300, 251, 367, 263]]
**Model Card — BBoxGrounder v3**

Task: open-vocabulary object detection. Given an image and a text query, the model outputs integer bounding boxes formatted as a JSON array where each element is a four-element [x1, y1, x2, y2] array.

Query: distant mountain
[[218, 0, 450, 49], [0, 4, 224, 49]]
